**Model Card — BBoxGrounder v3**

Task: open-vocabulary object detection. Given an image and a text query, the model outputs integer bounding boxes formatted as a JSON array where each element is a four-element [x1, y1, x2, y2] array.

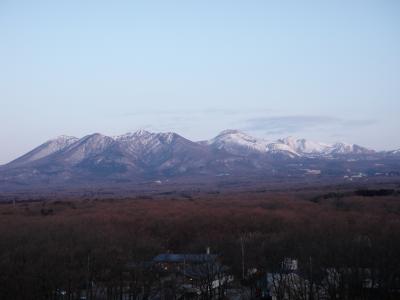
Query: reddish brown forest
[[0, 186, 400, 299]]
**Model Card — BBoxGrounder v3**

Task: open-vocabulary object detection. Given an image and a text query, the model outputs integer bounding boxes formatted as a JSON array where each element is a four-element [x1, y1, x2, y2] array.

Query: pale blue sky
[[1, 0, 399, 164]]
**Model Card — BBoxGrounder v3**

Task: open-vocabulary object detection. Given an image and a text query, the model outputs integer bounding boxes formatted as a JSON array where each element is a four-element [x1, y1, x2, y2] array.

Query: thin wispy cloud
[[241, 115, 376, 135], [117, 107, 273, 118]]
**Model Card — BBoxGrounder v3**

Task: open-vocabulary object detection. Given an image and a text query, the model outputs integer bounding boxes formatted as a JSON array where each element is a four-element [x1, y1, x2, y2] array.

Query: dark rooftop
[[153, 253, 217, 263]]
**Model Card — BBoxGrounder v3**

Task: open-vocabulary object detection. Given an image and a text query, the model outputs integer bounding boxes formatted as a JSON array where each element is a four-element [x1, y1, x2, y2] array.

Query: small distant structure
[[153, 253, 217, 266], [281, 258, 298, 272], [153, 248, 232, 298], [304, 169, 321, 175], [254, 258, 304, 300]]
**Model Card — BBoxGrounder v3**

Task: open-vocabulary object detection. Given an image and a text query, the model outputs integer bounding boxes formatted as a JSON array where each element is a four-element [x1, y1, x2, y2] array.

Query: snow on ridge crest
[[114, 130, 178, 144], [8, 129, 376, 167], [49, 130, 373, 157], [113, 130, 152, 140], [48, 135, 79, 143], [208, 129, 269, 155], [208, 129, 372, 156]]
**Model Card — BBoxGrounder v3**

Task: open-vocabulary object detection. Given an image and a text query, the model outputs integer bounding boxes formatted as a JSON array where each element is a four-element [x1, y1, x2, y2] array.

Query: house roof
[[153, 253, 217, 263], [183, 263, 229, 279]]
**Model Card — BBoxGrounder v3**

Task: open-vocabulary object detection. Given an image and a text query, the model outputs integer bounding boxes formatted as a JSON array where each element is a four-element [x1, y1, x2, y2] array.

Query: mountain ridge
[[4, 129, 379, 168], [0, 129, 398, 188]]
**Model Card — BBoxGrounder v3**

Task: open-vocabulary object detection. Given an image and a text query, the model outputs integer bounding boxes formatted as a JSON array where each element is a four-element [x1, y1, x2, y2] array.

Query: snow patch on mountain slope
[[279, 137, 332, 154], [114, 130, 184, 160], [60, 134, 115, 164], [391, 149, 400, 154], [265, 143, 299, 157], [37, 136, 79, 159], [8, 135, 79, 165]]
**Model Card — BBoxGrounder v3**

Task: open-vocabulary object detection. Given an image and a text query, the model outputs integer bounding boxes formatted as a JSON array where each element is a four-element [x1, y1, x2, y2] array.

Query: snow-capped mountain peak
[[278, 137, 332, 154], [329, 142, 373, 155], [59, 133, 115, 164], [208, 129, 269, 155], [1, 129, 396, 188], [6, 135, 79, 166], [4, 129, 381, 172], [135, 129, 151, 136], [114, 130, 152, 141], [207, 131, 373, 157], [49, 135, 78, 143]]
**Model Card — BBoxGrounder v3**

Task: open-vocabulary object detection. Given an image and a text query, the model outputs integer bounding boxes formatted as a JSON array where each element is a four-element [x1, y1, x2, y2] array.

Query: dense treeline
[[0, 188, 399, 299]]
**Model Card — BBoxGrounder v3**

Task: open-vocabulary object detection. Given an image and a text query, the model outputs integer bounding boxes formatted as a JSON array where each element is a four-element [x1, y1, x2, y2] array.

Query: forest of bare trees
[[0, 187, 399, 299]]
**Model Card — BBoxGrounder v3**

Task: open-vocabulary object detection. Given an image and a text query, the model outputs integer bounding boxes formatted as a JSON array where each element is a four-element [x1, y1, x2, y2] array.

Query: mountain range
[[0, 129, 399, 188]]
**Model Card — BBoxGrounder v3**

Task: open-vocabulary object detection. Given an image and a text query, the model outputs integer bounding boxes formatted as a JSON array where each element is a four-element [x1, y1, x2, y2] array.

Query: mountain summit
[[0, 129, 396, 188]]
